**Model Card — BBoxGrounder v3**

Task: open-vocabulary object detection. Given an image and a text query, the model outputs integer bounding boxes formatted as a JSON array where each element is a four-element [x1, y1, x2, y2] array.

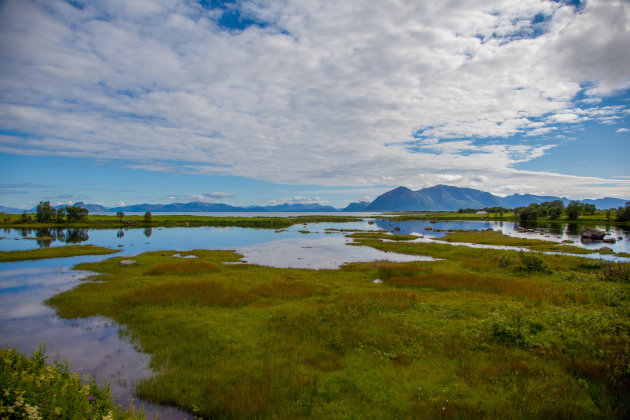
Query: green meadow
[[44, 232, 630, 419]]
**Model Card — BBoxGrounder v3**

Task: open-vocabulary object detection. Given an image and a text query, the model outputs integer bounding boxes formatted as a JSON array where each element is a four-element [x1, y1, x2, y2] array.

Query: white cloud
[[0, 0, 629, 198], [167, 192, 234, 203], [268, 196, 329, 206], [617, 128, 629, 133]]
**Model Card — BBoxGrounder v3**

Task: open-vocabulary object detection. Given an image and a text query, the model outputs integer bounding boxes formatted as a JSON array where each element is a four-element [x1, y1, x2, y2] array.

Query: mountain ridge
[[4, 186, 628, 213]]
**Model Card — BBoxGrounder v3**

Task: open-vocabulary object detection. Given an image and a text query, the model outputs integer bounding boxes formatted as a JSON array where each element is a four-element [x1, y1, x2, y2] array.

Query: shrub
[[0, 345, 144, 419], [598, 262, 630, 283], [516, 252, 551, 274], [498, 253, 512, 268]]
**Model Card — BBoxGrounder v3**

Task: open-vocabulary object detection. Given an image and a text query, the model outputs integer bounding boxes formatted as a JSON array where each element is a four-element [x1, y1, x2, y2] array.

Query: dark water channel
[[1, 218, 628, 418]]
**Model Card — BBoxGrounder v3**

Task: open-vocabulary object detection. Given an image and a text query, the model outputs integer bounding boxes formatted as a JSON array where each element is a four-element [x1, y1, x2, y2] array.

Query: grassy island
[[0, 245, 119, 262], [45, 234, 630, 419]]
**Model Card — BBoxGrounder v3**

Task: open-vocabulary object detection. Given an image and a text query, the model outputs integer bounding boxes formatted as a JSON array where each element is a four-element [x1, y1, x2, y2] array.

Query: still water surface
[[1, 217, 628, 418]]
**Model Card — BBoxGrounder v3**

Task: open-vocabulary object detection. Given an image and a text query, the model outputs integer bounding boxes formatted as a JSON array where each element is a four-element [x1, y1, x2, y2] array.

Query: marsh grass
[[143, 260, 220, 275], [0, 244, 118, 262], [45, 233, 630, 419]]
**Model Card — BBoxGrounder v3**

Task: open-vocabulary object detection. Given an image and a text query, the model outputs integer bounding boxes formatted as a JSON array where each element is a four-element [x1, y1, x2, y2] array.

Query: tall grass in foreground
[[0, 345, 144, 419]]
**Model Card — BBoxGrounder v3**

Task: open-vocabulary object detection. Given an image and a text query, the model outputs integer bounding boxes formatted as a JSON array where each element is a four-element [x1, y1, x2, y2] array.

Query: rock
[[618, 236, 623, 240], [119, 260, 136, 266], [599, 246, 613, 252], [580, 228, 606, 241], [394, 227, 401, 231], [425, 226, 433, 231], [602, 238, 616, 244]]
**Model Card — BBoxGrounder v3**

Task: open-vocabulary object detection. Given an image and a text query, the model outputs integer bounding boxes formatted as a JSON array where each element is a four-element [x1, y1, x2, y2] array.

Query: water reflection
[[0, 258, 189, 420], [374, 219, 630, 254], [143, 227, 152, 238]]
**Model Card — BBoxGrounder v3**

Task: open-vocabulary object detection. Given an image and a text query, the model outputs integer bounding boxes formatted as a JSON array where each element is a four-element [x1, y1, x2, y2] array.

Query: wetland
[[1, 214, 629, 418]]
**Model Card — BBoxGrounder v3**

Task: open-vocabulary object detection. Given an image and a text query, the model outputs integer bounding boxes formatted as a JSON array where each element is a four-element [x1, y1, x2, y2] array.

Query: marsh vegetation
[[41, 231, 630, 418]]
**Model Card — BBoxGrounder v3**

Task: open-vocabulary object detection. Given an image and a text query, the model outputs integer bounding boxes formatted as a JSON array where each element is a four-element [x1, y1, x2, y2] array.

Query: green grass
[[44, 237, 630, 419], [0, 345, 144, 419], [0, 245, 118, 262], [0, 213, 362, 230]]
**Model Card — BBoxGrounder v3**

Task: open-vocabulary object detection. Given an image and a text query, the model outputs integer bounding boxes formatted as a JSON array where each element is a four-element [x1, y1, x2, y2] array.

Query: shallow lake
[[1, 216, 629, 418]]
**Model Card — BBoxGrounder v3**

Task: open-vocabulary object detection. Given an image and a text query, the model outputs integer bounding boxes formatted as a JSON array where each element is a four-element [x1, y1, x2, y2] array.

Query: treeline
[[515, 200, 630, 222], [16, 201, 89, 224], [459, 200, 630, 223]]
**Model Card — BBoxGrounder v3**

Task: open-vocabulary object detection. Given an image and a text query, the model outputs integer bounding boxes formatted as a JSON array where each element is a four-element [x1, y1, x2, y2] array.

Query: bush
[[0, 345, 144, 419], [143, 211, 152, 225], [484, 305, 543, 348], [498, 253, 512, 268], [516, 252, 551, 274], [598, 262, 630, 282], [17, 212, 32, 224]]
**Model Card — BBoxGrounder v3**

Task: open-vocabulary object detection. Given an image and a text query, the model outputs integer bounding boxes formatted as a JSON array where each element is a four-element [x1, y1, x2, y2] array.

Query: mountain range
[[344, 185, 628, 212], [2, 185, 628, 214]]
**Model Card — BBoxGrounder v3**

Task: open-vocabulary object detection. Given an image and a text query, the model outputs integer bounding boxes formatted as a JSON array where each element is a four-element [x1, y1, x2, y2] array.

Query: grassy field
[[0, 213, 361, 230], [0, 244, 118, 262], [45, 234, 630, 419]]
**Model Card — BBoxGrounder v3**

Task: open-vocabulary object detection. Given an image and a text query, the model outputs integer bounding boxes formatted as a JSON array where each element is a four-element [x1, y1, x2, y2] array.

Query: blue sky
[[1, 0, 629, 209]]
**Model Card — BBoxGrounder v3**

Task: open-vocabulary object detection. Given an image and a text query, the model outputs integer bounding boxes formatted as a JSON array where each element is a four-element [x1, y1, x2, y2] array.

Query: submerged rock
[[119, 260, 136, 266], [602, 238, 616, 244]]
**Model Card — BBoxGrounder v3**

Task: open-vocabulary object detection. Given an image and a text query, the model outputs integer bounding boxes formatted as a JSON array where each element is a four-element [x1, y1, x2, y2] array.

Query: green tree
[[616, 202, 630, 223], [143, 211, 152, 225], [54, 208, 65, 223], [117, 211, 124, 222], [35, 201, 55, 223], [65, 205, 89, 222], [518, 204, 539, 222], [566, 201, 582, 220], [583, 204, 596, 215]]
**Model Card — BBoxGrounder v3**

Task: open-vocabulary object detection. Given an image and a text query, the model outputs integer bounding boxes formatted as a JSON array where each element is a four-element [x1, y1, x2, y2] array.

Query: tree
[[143, 211, 152, 225], [117, 211, 124, 222], [583, 204, 596, 215], [548, 206, 563, 220], [35, 201, 54, 223], [65, 205, 89, 222], [54, 208, 65, 223], [616, 202, 630, 223], [566, 201, 582, 220], [518, 204, 539, 222], [18, 212, 32, 224]]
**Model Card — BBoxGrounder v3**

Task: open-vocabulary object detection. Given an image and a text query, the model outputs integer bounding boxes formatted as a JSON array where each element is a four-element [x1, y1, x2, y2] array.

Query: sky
[[0, 0, 629, 210]]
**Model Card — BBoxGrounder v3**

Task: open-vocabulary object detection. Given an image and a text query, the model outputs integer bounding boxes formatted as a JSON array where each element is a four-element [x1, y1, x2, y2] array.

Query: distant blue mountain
[[0, 205, 26, 213], [499, 194, 570, 209], [106, 201, 337, 213], [5, 187, 628, 215], [341, 201, 370, 212]]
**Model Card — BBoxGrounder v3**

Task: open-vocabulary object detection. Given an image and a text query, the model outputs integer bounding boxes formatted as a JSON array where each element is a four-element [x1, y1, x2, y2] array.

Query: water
[[372, 219, 630, 255], [0, 219, 432, 419], [2, 217, 628, 418]]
